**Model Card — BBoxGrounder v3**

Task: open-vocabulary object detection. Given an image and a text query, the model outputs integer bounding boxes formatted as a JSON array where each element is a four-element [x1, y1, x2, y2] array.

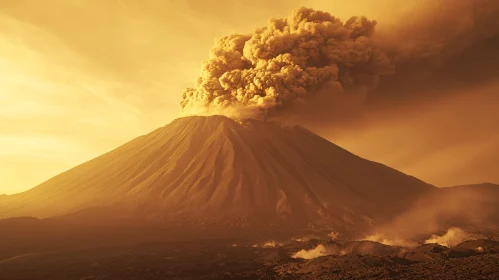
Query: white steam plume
[[424, 227, 470, 247]]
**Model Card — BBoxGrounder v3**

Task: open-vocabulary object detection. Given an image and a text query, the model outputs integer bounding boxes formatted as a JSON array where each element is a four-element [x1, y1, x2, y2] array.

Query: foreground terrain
[[1, 236, 498, 280]]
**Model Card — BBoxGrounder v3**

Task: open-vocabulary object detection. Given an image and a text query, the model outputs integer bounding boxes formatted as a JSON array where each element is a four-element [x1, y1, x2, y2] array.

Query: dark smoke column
[[181, 7, 393, 119]]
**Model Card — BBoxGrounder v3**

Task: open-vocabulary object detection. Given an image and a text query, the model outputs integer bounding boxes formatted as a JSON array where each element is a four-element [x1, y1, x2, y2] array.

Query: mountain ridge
[[0, 115, 434, 230]]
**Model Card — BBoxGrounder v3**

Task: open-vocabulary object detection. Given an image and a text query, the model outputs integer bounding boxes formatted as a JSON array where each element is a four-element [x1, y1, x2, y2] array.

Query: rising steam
[[292, 244, 328, 259], [362, 233, 417, 248], [181, 7, 393, 118], [252, 240, 283, 248], [328, 231, 339, 240], [424, 227, 470, 247]]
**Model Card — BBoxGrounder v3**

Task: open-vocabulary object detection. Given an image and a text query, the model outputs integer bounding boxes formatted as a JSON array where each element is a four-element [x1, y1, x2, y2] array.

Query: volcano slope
[[0, 115, 433, 230]]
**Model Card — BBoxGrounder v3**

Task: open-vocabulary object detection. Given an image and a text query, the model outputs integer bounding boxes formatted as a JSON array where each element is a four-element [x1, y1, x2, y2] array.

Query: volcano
[[0, 116, 434, 229]]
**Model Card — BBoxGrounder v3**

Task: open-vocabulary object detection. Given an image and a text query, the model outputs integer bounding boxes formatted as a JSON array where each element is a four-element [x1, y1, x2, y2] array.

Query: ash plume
[[181, 3, 499, 121], [373, 0, 499, 101], [181, 7, 393, 118], [377, 0, 499, 63]]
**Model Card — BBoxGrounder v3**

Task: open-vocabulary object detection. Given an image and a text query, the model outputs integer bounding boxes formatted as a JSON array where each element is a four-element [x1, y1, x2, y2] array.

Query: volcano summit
[[0, 116, 433, 231]]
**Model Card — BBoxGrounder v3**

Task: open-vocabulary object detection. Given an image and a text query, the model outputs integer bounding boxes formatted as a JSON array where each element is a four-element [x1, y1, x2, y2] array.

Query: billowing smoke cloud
[[424, 227, 470, 247], [181, 2, 499, 122], [181, 7, 393, 118]]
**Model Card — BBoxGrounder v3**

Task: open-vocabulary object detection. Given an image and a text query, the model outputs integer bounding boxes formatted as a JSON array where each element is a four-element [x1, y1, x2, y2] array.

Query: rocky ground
[[1, 238, 498, 280]]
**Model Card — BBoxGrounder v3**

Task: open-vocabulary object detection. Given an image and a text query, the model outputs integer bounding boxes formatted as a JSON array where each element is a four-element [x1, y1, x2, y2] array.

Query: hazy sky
[[1, 0, 498, 194]]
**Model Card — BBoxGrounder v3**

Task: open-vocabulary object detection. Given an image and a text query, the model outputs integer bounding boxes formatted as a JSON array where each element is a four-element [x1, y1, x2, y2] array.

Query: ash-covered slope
[[0, 116, 433, 228]]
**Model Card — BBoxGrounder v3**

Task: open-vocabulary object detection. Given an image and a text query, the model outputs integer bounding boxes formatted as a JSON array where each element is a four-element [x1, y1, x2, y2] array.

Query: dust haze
[[2, 2, 499, 279], [360, 183, 499, 247]]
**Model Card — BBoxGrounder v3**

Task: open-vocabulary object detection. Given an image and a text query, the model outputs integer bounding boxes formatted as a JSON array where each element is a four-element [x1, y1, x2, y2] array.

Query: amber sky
[[1, 0, 498, 194]]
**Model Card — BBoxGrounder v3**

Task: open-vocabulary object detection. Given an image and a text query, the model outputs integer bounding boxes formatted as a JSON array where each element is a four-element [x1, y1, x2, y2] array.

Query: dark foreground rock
[[1, 239, 498, 280], [276, 254, 499, 280]]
